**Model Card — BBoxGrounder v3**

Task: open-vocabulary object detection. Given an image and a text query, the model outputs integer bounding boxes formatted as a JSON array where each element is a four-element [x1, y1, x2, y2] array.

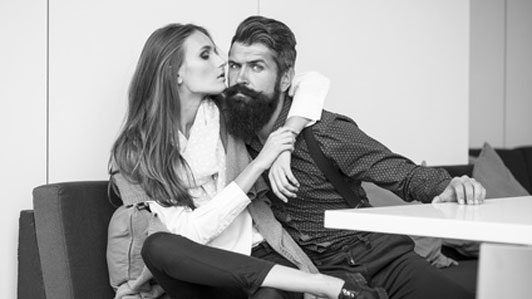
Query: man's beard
[[223, 82, 281, 140]]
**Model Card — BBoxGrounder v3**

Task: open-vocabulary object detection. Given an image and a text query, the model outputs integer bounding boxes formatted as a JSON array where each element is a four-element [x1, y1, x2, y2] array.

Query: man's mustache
[[224, 84, 263, 100]]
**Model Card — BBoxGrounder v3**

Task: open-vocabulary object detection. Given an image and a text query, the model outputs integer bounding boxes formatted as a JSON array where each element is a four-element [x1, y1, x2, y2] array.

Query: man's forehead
[[229, 42, 275, 62]]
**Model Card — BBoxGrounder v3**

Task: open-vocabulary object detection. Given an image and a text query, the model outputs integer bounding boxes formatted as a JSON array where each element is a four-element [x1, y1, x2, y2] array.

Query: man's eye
[[229, 63, 239, 69], [252, 65, 263, 72]]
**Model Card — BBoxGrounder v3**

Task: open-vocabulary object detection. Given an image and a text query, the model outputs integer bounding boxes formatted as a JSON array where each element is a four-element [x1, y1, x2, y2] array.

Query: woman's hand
[[254, 127, 296, 172], [269, 151, 300, 202]]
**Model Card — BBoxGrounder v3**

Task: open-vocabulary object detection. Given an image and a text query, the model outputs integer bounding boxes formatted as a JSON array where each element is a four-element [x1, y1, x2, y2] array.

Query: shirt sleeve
[[314, 115, 451, 203], [287, 71, 329, 125], [147, 181, 251, 244]]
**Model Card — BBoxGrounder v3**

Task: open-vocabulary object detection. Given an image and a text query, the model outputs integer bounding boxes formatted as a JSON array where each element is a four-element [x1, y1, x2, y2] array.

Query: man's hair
[[231, 16, 297, 75]]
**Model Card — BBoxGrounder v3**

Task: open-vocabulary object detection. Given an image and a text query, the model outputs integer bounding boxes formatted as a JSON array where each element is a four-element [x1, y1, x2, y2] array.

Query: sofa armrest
[[18, 210, 46, 299], [33, 181, 119, 299]]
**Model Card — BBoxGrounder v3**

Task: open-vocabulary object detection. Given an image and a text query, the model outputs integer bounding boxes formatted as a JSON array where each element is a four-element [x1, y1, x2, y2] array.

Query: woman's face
[[177, 31, 227, 96]]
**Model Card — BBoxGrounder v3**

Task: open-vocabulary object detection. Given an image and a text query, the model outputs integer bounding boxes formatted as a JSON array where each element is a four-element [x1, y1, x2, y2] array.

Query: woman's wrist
[[248, 158, 268, 174]]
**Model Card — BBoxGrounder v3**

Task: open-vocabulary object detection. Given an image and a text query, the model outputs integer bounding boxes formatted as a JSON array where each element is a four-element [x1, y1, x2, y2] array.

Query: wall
[[0, 0, 47, 296], [470, 0, 532, 148], [3, 1, 473, 297], [262, 0, 470, 165], [48, 0, 256, 182], [505, 0, 532, 147]]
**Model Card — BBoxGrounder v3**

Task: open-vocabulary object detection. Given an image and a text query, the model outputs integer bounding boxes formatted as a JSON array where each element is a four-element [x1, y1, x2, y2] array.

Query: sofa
[[17, 145, 532, 299], [18, 181, 119, 299]]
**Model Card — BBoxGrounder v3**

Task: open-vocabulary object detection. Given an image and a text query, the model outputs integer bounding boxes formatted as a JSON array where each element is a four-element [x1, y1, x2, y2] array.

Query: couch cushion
[[473, 143, 529, 198], [33, 181, 118, 299], [471, 145, 532, 194]]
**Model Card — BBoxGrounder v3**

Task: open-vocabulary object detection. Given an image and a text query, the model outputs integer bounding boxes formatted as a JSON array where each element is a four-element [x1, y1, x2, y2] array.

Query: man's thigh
[[315, 233, 414, 279], [372, 251, 474, 299]]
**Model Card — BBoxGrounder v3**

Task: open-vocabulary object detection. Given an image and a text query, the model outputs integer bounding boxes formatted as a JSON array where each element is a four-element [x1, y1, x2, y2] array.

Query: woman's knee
[[141, 232, 188, 266]]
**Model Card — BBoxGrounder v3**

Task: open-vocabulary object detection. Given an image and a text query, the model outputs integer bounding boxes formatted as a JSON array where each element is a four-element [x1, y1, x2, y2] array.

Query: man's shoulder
[[314, 109, 359, 131]]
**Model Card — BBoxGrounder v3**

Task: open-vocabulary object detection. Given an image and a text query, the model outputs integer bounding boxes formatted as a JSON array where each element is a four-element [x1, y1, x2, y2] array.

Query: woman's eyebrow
[[199, 45, 213, 52]]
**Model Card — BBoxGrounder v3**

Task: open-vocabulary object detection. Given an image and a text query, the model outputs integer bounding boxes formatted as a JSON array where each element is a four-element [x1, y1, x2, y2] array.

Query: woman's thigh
[[142, 232, 275, 297]]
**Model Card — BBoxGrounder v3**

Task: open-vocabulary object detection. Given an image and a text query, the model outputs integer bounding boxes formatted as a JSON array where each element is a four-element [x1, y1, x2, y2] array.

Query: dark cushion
[[33, 181, 119, 299], [18, 210, 46, 299]]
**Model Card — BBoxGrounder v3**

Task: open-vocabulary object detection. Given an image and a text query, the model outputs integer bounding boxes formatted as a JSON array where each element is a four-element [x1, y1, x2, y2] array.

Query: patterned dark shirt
[[246, 98, 452, 259]]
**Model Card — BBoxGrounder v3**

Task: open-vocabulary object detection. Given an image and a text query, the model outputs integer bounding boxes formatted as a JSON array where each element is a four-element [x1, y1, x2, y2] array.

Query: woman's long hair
[[110, 23, 211, 209]]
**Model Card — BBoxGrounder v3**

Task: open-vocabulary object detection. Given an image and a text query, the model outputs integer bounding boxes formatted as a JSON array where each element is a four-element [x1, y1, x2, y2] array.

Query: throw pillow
[[362, 182, 457, 268], [472, 142, 529, 198]]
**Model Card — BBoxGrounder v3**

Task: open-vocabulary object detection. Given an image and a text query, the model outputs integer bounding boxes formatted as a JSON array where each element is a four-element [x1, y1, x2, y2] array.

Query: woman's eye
[[200, 52, 210, 60]]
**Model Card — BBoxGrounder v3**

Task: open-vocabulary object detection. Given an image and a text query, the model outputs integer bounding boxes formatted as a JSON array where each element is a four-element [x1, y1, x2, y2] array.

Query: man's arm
[[314, 114, 484, 204]]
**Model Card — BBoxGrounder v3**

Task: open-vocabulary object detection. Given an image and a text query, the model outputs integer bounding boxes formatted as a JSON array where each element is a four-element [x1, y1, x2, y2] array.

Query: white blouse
[[148, 100, 257, 254]]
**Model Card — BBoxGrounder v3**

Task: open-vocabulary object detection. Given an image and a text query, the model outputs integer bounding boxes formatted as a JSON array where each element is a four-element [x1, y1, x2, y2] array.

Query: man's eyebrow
[[228, 58, 267, 66], [247, 59, 266, 65]]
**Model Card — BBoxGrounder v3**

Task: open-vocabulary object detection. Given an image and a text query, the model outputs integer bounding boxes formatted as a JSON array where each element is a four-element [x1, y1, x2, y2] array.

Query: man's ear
[[280, 67, 295, 93]]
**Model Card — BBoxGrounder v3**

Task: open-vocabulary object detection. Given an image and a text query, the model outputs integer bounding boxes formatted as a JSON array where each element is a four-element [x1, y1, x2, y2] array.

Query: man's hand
[[432, 175, 486, 205], [269, 151, 300, 202]]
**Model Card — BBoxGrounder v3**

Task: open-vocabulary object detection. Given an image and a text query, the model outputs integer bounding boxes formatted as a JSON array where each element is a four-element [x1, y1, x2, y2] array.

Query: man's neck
[[257, 94, 285, 144]]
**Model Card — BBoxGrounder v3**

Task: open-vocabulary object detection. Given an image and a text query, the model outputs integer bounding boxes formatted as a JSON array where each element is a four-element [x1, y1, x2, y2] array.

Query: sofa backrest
[[33, 181, 120, 299]]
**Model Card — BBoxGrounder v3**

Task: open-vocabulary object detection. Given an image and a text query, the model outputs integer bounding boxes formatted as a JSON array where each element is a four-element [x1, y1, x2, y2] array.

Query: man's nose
[[235, 68, 249, 85]]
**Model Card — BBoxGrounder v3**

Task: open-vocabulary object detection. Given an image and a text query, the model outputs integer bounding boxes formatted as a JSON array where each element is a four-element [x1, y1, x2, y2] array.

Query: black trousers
[[141, 232, 301, 299], [312, 233, 474, 299], [143, 232, 474, 299]]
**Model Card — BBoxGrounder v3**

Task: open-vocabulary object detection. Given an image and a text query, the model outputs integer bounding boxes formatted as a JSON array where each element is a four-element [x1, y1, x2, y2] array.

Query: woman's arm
[[269, 71, 330, 202], [148, 182, 252, 245], [286, 71, 330, 131], [150, 127, 296, 244]]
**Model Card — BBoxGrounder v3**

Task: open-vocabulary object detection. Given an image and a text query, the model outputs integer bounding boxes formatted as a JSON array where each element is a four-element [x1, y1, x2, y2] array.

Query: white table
[[325, 196, 532, 246], [324, 196, 532, 299]]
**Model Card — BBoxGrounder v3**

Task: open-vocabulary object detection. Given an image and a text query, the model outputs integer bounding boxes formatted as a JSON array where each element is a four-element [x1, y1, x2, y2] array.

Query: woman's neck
[[179, 93, 206, 139]]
